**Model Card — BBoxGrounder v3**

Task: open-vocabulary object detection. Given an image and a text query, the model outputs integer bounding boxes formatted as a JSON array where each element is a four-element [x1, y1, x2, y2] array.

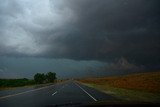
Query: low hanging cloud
[[0, 0, 160, 66], [99, 57, 144, 72]]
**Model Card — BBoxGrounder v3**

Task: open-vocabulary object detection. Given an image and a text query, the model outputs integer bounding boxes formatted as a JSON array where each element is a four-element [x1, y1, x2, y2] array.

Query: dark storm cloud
[[46, 0, 160, 65], [0, 0, 160, 65]]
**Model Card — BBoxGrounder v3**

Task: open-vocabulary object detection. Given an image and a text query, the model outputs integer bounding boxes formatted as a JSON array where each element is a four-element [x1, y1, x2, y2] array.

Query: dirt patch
[[77, 72, 160, 93]]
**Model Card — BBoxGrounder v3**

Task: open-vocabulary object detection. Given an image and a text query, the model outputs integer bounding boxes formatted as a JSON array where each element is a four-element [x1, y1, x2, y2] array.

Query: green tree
[[34, 73, 45, 84], [45, 72, 56, 83]]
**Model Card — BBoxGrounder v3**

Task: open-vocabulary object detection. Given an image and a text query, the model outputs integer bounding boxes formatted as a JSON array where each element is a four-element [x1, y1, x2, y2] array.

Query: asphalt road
[[0, 80, 117, 107]]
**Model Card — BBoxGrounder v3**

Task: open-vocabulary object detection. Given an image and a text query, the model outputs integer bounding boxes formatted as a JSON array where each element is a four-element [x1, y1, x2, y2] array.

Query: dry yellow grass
[[78, 72, 160, 93]]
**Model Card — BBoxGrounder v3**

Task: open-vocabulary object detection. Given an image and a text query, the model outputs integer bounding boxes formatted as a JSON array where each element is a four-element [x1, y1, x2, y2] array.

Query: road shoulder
[[77, 81, 160, 103]]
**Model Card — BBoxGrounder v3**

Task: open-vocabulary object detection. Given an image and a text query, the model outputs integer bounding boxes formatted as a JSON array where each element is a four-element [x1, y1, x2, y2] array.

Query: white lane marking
[[0, 85, 54, 100], [51, 84, 67, 96], [51, 83, 68, 96], [52, 91, 57, 96], [74, 82, 97, 101]]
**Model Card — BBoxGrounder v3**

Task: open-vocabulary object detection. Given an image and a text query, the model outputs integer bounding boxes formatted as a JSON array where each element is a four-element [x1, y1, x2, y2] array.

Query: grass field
[[77, 72, 160, 103], [0, 79, 65, 90], [0, 78, 35, 90]]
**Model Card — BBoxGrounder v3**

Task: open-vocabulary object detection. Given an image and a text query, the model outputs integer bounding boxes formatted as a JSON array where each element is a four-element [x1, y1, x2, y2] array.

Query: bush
[[34, 72, 57, 84], [34, 73, 45, 84], [45, 72, 56, 83]]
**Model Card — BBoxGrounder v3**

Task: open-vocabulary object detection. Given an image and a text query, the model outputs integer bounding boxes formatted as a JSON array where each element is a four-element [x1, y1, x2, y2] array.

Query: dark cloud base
[[0, 0, 160, 66]]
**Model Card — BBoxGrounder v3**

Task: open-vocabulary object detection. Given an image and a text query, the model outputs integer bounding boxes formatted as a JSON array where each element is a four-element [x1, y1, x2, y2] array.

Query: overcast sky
[[0, 0, 160, 78]]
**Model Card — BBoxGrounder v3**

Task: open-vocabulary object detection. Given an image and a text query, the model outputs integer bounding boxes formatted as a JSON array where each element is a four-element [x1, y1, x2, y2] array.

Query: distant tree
[[34, 73, 45, 84], [45, 72, 56, 83]]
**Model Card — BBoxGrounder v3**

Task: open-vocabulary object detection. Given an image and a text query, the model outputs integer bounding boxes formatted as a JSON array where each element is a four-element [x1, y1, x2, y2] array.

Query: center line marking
[[74, 82, 97, 101], [52, 91, 57, 96]]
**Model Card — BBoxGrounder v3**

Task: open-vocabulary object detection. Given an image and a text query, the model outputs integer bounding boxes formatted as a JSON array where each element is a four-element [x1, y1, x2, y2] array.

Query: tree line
[[0, 72, 56, 87], [34, 72, 56, 84]]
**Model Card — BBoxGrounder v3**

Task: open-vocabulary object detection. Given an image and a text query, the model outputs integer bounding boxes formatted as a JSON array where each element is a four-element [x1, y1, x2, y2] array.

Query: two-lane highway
[[0, 81, 117, 107]]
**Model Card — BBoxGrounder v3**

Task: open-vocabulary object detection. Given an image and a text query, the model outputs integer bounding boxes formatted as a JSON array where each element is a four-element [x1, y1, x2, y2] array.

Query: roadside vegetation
[[0, 72, 57, 90], [77, 71, 160, 103], [0, 78, 35, 88], [34, 72, 56, 84]]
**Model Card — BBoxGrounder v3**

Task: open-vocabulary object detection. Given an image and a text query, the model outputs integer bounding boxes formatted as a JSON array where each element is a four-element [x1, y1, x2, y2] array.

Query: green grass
[[0, 78, 35, 87], [0, 78, 36, 90], [0, 78, 64, 90]]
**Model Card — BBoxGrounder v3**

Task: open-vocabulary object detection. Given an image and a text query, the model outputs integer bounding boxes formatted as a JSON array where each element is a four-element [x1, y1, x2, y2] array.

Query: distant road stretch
[[0, 80, 116, 107]]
